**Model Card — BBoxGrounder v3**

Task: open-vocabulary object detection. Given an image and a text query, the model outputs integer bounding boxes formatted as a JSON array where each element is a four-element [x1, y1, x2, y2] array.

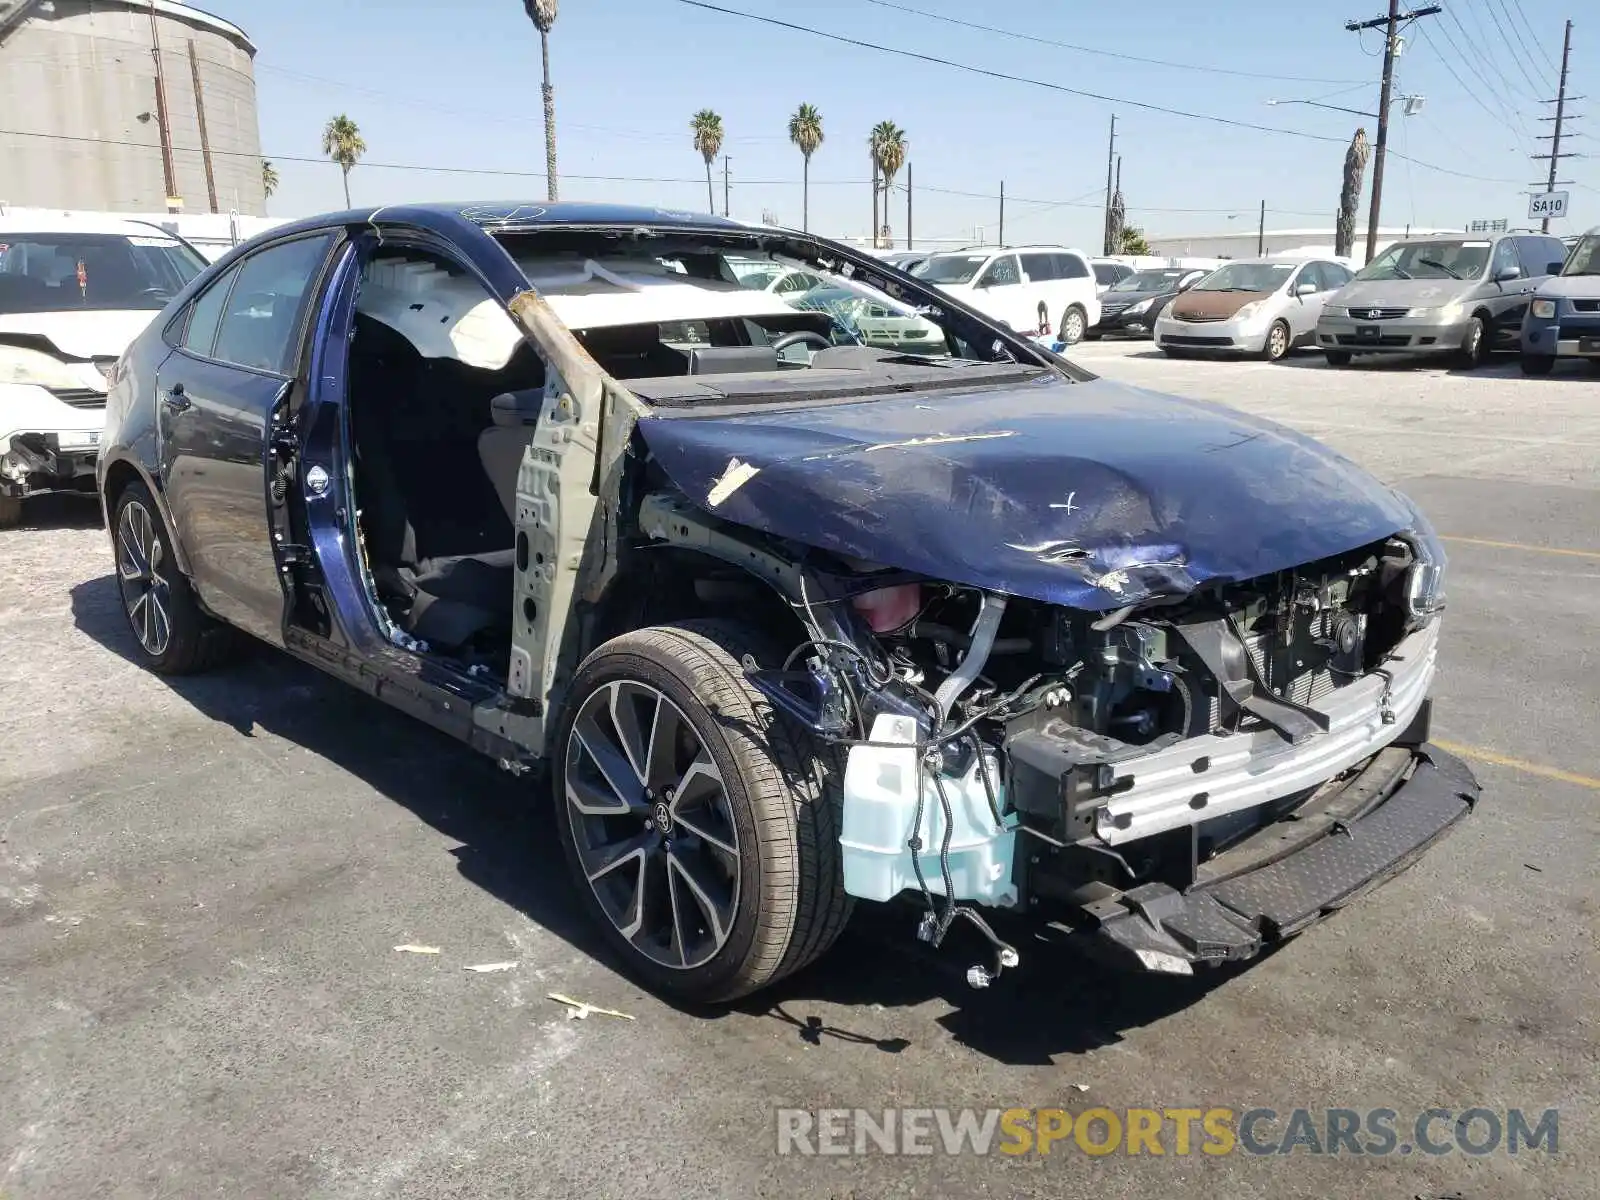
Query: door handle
[[160, 382, 190, 412]]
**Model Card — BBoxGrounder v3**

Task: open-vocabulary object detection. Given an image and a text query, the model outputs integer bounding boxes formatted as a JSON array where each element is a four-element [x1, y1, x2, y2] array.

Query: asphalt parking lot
[[2, 341, 1596, 1199]]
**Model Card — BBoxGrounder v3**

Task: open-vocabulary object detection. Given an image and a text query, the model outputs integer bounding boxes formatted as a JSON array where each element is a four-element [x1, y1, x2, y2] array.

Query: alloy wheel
[[1062, 308, 1085, 344], [564, 680, 741, 970], [116, 499, 173, 657], [1267, 322, 1289, 360]]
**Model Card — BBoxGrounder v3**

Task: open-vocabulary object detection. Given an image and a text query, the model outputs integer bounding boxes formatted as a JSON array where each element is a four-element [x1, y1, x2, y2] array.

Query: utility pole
[[998, 180, 1005, 246], [906, 162, 913, 250], [871, 160, 880, 248], [1102, 114, 1117, 256], [186, 40, 218, 213], [722, 155, 730, 217], [1257, 199, 1266, 254], [147, 1, 178, 210], [1532, 20, 1579, 234], [1346, 3, 1441, 263]]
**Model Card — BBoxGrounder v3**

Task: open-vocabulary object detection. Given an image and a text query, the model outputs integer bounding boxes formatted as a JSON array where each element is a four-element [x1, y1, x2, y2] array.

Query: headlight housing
[[1531, 298, 1557, 319], [0, 343, 102, 392], [1233, 300, 1266, 323], [1411, 301, 1466, 322], [1395, 491, 1447, 624], [1124, 297, 1153, 315], [1323, 305, 1346, 317]]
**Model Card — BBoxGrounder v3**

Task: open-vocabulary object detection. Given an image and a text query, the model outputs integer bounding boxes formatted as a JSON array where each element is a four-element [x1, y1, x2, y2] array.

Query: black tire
[[0, 494, 21, 530], [1058, 305, 1087, 346], [110, 481, 235, 675], [1456, 315, 1490, 369], [1261, 319, 1292, 362], [1323, 349, 1354, 367], [1082, 331, 1103, 341], [553, 619, 851, 1003], [1520, 354, 1555, 376]]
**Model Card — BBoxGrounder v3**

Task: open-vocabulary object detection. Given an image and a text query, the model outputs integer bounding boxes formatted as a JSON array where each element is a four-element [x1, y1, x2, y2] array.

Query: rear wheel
[[111, 481, 234, 674], [0, 495, 21, 530], [554, 620, 850, 1003], [1323, 349, 1354, 367], [1520, 354, 1555, 376], [1058, 305, 1087, 345]]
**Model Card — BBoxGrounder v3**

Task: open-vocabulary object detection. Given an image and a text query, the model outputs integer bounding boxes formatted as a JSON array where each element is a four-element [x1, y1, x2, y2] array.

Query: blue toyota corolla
[[95, 201, 1478, 1002]]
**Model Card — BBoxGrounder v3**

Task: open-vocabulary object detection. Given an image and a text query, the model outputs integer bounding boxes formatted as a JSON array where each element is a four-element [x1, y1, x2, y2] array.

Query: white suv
[[912, 246, 1101, 344], [0, 215, 206, 527]]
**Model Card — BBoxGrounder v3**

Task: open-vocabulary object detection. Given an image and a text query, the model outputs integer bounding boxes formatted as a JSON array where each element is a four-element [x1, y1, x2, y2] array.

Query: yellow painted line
[[1433, 739, 1600, 791], [1441, 535, 1600, 561]]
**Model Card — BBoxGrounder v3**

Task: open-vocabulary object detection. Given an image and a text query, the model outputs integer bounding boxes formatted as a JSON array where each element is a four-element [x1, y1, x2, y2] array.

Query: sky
[[204, 0, 1600, 248]]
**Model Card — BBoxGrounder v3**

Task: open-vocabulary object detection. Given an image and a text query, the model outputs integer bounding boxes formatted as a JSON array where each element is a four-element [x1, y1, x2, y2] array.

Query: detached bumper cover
[[1092, 744, 1479, 971]]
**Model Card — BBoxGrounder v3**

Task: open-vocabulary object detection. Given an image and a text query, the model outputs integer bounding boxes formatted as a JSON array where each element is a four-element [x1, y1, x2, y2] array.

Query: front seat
[[477, 389, 543, 523]]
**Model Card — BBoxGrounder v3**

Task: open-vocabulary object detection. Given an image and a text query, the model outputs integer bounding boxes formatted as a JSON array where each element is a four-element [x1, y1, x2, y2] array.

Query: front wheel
[[1520, 354, 1555, 376], [0, 494, 21, 530], [1261, 319, 1292, 362], [554, 620, 850, 1003], [1058, 305, 1087, 345], [1456, 316, 1490, 369], [1323, 349, 1354, 367]]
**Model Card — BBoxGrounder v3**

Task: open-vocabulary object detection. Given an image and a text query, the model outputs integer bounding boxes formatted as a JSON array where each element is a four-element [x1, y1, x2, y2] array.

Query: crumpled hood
[[1100, 286, 1176, 307], [0, 310, 160, 360], [638, 375, 1416, 610], [1333, 278, 1473, 309]]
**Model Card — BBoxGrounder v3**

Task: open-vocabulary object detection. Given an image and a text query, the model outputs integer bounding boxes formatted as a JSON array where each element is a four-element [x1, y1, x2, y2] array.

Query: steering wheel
[[769, 330, 832, 357]]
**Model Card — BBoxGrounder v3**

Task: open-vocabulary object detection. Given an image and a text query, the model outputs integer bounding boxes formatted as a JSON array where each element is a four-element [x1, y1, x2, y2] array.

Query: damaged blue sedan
[[96, 203, 1478, 1001]]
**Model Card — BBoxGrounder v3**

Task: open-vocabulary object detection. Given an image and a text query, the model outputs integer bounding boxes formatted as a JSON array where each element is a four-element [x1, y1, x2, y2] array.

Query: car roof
[[924, 245, 1090, 257], [0, 213, 188, 239]]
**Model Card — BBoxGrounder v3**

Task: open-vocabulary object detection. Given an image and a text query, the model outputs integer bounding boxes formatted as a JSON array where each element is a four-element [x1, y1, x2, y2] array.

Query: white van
[[911, 246, 1101, 344]]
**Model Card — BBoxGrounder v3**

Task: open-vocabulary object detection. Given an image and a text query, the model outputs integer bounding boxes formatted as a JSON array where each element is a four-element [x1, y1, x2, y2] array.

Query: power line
[[671, 0, 1346, 145], [1505, 0, 1561, 76], [1475, 0, 1550, 98], [1423, 21, 1530, 142], [859, 0, 1369, 85], [1441, 2, 1535, 131]]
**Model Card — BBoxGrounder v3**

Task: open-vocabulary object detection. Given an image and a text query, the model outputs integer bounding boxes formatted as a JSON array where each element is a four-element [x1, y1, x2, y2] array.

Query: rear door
[[156, 232, 337, 644], [1486, 237, 1532, 346], [1019, 252, 1060, 335]]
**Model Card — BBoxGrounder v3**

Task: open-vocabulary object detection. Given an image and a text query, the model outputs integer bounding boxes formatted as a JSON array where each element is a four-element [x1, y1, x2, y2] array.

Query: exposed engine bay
[[648, 494, 1453, 988]]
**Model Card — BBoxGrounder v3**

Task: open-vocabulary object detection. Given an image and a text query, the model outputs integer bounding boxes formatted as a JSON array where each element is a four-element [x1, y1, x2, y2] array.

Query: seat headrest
[[490, 389, 544, 427]]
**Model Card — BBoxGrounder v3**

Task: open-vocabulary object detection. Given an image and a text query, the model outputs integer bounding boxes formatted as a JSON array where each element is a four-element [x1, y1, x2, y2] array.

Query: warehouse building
[[0, 0, 265, 215]]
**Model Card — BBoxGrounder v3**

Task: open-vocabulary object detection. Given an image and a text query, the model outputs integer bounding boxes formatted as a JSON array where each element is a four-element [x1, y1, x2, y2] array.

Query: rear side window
[[211, 234, 336, 374], [1059, 254, 1092, 280], [1516, 236, 1567, 277], [1020, 253, 1058, 281], [182, 263, 240, 356]]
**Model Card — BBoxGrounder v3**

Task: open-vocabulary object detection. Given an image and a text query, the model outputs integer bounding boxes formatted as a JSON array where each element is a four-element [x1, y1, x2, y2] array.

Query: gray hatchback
[[1316, 231, 1568, 368]]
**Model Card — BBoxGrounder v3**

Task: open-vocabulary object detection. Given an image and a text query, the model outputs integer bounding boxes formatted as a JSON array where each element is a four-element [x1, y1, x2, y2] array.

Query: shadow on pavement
[[10, 491, 103, 531], [70, 571, 1238, 1065]]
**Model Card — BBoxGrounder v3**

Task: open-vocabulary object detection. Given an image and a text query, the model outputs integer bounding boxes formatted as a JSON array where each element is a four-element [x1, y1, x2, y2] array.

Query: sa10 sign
[[1528, 191, 1569, 220]]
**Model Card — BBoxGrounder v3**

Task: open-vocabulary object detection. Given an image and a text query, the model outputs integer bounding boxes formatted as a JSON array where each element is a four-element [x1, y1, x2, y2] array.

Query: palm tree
[[260, 159, 278, 201], [523, 1, 559, 201], [1336, 127, 1370, 259], [868, 121, 907, 247], [788, 103, 824, 232], [691, 109, 724, 215], [321, 114, 366, 209]]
